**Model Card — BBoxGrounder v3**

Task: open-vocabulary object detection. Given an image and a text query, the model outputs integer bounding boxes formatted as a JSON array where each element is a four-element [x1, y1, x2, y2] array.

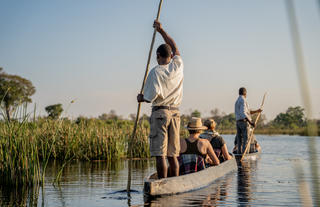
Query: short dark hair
[[156, 44, 172, 58], [239, 87, 247, 95], [188, 129, 202, 135]]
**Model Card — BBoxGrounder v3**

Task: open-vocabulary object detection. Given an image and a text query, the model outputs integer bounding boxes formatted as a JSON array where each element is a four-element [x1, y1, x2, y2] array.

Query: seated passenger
[[232, 135, 261, 154], [178, 154, 206, 175], [179, 117, 220, 175], [200, 119, 232, 162]]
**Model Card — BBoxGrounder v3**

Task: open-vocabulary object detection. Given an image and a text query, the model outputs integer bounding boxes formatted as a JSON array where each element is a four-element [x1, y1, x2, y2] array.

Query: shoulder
[[180, 138, 187, 152], [199, 138, 210, 146], [199, 133, 210, 139], [216, 135, 226, 144], [171, 55, 183, 67], [147, 67, 161, 82], [149, 67, 158, 76], [238, 96, 244, 103], [173, 55, 182, 61], [217, 135, 224, 141], [180, 138, 187, 145]]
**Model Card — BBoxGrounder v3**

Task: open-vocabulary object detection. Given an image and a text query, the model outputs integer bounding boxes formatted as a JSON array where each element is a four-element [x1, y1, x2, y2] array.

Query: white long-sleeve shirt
[[235, 95, 252, 122]]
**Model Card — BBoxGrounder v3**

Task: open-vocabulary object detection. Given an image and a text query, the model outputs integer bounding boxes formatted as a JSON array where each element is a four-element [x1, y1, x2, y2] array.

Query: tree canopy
[[98, 110, 120, 120], [45, 104, 63, 119], [218, 113, 236, 130], [191, 110, 201, 118], [0, 68, 36, 121], [272, 106, 305, 129]]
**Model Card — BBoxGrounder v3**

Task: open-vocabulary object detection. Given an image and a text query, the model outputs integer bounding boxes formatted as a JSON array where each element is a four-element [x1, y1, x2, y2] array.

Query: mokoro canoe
[[233, 150, 261, 161], [143, 157, 237, 197]]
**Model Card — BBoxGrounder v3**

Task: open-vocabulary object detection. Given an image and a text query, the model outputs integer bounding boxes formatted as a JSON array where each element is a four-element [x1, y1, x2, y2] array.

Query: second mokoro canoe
[[233, 150, 261, 161], [143, 157, 237, 197]]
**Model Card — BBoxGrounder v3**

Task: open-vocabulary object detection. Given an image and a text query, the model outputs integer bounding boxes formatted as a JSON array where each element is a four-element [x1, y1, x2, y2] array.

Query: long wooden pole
[[126, 0, 164, 193], [240, 93, 266, 162]]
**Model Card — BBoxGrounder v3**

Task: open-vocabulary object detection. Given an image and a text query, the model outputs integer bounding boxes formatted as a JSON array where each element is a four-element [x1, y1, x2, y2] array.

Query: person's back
[[145, 55, 183, 107], [235, 95, 251, 123], [182, 138, 206, 157], [200, 119, 232, 161], [200, 132, 226, 162], [179, 138, 214, 175], [178, 118, 220, 175]]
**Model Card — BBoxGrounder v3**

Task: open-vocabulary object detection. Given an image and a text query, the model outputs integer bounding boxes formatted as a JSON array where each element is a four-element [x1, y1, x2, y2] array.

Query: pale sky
[[0, 0, 319, 121]]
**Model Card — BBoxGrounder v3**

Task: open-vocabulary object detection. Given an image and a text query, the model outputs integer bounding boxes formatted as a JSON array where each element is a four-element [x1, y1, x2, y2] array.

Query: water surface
[[0, 135, 319, 206]]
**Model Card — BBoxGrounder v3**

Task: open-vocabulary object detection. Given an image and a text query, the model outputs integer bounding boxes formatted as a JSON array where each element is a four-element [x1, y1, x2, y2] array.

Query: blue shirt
[[235, 95, 252, 121]]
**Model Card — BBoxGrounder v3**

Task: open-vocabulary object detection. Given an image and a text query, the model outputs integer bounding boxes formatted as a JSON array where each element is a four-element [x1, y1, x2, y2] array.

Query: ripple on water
[[0, 135, 319, 206]]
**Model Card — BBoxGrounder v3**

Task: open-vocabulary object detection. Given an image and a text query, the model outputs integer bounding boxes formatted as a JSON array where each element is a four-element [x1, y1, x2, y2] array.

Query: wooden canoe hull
[[143, 158, 237, 196]]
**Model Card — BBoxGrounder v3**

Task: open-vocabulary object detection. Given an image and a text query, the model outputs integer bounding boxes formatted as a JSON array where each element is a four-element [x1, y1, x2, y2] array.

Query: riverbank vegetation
[[1, 107, 318, 186], [0, 110, 150, 186], [185, 106, 320, 136], [1, 68, 319, 186]]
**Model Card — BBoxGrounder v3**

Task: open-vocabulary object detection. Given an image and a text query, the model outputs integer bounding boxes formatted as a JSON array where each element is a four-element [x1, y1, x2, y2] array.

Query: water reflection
[[145, 172, 234, 207], [0, 159, 154, 207], [200, 174, 233, 206], [0, 185, 40, 207], [51, 185, 67, 207], [237, 159, 259, 207], [1, 136, 318, 207]]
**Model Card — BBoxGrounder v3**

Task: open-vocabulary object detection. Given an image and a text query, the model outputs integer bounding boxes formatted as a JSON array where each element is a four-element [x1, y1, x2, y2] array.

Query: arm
[[248, 108, 263, 127], [205, 155, 213, 165], [179, 138, 186, 154], [256, 143, 261, 152], [206, 143, 220, 165], [137, 94, 150, 103], [250, 109, 263, 114], [232, 145, 237, 153], [153, 20, 180, 56], [221, 144, 232, 160], [245, 117, 255, 127], [137, 70, 160, 103]]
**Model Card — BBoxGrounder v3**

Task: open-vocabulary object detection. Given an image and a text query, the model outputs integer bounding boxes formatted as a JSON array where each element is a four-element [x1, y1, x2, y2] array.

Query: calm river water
[[1, 135, 319, 206]]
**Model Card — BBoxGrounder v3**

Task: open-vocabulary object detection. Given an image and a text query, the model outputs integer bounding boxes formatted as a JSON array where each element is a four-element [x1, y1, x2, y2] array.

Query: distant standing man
[[235, 87, 262, 154], [137, 20, 183, 178]]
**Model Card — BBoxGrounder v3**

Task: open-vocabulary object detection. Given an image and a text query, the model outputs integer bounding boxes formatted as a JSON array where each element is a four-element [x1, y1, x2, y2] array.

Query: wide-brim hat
[[186, 117, 208, 130]]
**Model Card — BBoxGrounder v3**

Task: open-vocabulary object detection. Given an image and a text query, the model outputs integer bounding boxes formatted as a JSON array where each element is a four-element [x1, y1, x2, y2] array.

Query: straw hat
[[186, 117, 207, 130]]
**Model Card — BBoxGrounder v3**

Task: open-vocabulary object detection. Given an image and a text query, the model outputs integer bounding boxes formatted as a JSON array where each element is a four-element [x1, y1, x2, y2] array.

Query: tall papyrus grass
[[0, 106, 150, 186], [0, 105, 47, 186]]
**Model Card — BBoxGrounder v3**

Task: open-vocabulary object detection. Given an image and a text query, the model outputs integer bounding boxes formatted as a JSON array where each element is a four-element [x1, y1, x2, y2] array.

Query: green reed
[[0, 111, 150, 186], [0, 106, 44, 186]]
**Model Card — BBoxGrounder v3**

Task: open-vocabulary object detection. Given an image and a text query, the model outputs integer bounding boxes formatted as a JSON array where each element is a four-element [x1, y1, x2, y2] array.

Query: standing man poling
[[137, 20, 183, 178], [234, 87, 262, 154]]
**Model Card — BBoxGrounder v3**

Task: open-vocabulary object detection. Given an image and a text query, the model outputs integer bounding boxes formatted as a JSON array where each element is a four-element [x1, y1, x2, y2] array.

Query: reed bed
[[0, 116, 150, 186], [1, 110, 316, 186], [0, 119, 43, 186]]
